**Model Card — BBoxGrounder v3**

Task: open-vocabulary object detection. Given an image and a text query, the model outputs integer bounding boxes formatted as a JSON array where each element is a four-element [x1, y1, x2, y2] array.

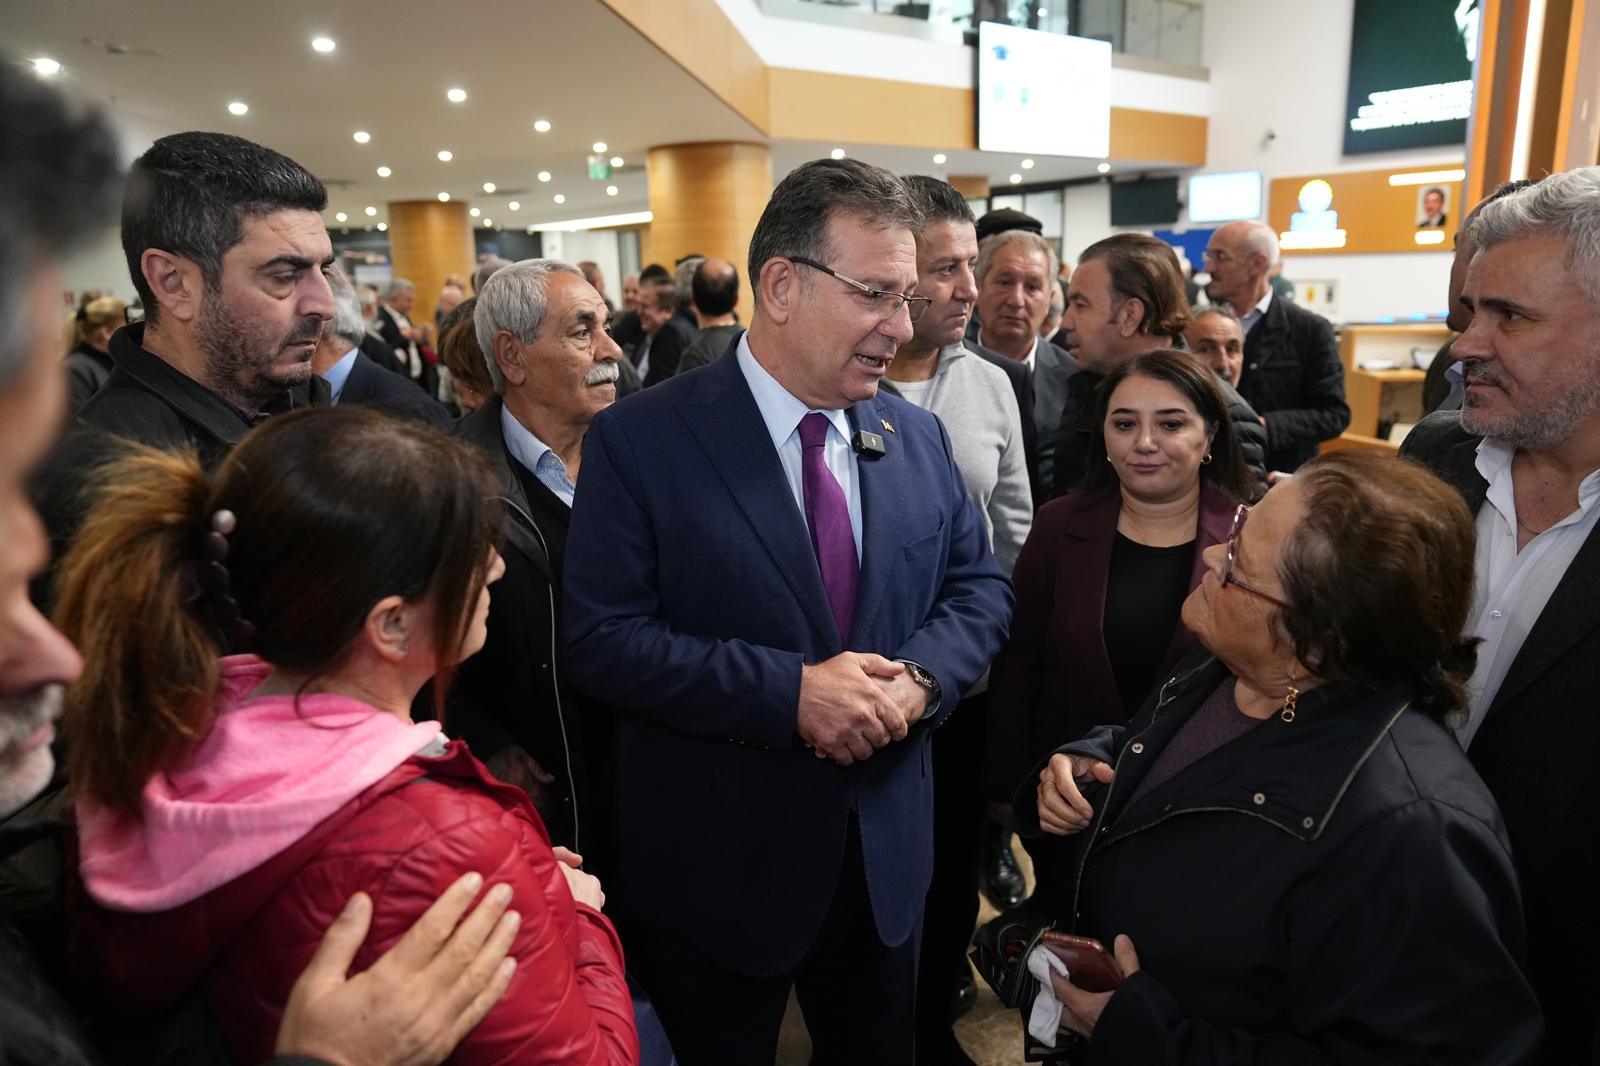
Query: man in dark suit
[[635, 274, 697, 387], [563, 159, 1013, 1065], [1402, 166, 1600, 1065], [450, 258, 625, 874], [313, 266, 450, 426], [1204, 221, 1349, 472]]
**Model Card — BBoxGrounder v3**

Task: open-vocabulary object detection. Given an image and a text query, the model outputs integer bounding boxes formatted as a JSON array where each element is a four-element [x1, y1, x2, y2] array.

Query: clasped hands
[[798, 652, 928, 765]]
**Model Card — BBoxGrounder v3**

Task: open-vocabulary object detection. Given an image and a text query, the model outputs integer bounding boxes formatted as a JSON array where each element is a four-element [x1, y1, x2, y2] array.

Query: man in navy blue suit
[[563, 159, 1013, 1064]]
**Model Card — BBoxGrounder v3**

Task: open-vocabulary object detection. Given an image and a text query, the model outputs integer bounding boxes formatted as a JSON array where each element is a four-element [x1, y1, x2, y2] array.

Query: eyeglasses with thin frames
[[1220, 503, 1288, 608], [788, 256, 932, 323]]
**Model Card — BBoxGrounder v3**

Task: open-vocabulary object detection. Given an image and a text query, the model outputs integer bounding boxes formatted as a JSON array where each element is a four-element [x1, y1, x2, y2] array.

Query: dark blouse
[[1104, 532, 1195, 717]]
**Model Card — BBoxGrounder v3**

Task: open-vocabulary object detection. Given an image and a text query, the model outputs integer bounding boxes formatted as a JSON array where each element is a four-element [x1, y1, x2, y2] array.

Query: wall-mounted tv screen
[[1187, 171, 1263, 222], [1344, 0, 1474, 154], [1111, 178, 1180, 226], [977, 22, 1111, 158]]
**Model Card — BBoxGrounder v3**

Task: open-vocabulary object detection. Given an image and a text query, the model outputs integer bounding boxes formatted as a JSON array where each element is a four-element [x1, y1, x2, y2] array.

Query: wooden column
[[387, 200, 474, 335], [948, 175, 991, 201], [646, 142, 772, 322]]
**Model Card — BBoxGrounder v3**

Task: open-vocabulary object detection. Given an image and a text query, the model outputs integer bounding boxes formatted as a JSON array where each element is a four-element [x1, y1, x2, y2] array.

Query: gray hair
[[1192, 303, 1243, 328], [385, 277, 415, 300], [1470, 167, 1600, 309], [473, 256, 512, 296], [324, 264, 366, 346], [975, 229, 1059, 285], [1237, 222, 1281, 271], [674, 256, 704, 310], [747, 158, 918, 307], [474, 258, 585, 392], [355, 284, 380, 311]]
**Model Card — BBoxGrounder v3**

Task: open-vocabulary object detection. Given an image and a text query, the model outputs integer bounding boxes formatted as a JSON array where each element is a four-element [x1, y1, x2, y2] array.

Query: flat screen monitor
[[1344, 0, 1474, 154], [1110, 178, 1180, 227], [977, 22, 1111, 158], [1187, 171, 1263, 223]]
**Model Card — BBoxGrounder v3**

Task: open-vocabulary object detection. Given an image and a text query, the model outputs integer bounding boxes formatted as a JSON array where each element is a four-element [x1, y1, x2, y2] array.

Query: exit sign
[[587, 156, 612, 180]]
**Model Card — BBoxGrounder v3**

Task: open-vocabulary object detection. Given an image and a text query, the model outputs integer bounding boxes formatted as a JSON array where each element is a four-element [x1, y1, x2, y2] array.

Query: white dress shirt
[[384, 303, 423, 379], [735, 332, 863, 560], [1459, 438, 1600, 745], [1239, 289, 1273, 336]]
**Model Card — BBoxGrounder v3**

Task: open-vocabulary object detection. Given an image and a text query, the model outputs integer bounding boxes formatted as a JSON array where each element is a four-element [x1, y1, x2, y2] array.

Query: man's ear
[[1114, 297, 1146, 339], [757, 258, 796, 325], [141, 249, 206, 324], [362, 595, 416, 663], [492, 332, 527, 388]]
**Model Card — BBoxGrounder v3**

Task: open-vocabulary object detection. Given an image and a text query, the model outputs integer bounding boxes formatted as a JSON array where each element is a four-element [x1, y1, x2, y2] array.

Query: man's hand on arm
[[872, 670, 930, 729], [797, 652, 908, 765]]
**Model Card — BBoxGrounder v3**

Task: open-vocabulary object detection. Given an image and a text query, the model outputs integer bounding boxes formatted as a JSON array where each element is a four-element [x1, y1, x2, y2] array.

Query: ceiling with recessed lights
[[5, 0, 1156, 236]]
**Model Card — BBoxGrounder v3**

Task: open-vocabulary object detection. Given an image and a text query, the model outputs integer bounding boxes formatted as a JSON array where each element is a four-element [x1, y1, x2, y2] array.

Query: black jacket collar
[[457, 395, 557, 582]]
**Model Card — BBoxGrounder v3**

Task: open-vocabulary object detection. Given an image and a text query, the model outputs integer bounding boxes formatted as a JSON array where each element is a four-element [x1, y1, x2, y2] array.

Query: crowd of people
[[5, 55, 1600, 1066]]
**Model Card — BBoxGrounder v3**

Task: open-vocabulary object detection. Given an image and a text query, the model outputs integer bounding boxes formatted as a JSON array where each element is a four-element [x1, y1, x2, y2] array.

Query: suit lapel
[[460, 398, 555, 584], [680, 357, 838, 648], [1062, 491, 1121, 711], [848, 397, 904, 646]]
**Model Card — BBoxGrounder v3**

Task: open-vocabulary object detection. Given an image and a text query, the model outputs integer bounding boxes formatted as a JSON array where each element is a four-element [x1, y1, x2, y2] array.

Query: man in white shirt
[[1402, 165, 1600, 1063]]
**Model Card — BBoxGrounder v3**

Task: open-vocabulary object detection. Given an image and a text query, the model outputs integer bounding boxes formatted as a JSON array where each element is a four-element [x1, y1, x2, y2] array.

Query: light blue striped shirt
[[500, 404, 577, 507]]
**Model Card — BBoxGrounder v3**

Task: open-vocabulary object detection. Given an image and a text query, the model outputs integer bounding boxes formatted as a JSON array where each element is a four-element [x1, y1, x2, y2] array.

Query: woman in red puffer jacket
[[55, 407, 638, 1065]]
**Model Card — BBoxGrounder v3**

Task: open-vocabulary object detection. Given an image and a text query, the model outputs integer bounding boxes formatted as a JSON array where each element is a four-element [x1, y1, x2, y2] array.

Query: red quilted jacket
[[69, 740, 639, 1065]]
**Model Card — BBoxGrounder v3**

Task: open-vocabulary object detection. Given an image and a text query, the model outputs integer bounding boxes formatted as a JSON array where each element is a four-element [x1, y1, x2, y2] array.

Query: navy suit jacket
[[563, 337, 1013, 976]]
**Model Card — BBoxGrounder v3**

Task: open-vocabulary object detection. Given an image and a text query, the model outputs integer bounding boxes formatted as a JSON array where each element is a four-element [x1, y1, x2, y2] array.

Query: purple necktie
[[798, 412, 858, 643]]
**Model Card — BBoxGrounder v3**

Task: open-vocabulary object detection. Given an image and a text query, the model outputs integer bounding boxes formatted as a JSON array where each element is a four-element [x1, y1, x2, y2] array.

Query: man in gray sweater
[[892, 177, 1032, 1066]]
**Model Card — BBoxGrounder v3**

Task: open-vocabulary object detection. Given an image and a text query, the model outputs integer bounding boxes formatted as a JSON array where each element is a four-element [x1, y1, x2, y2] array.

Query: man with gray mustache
[[451, 260, 628, 877]]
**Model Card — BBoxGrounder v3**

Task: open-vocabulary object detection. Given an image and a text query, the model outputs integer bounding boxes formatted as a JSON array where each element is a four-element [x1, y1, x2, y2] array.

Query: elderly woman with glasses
[[1010, 450, 1542, 1064]]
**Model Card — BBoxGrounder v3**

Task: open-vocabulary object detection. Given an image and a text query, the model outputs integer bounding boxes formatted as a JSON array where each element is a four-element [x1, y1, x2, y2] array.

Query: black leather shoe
[[981, 822, 1027, 911], [950, 966, 977, 1021]]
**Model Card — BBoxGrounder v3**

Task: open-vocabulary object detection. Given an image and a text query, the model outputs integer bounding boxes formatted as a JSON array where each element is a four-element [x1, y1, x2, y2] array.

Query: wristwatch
[[897, 659, 942, 709]]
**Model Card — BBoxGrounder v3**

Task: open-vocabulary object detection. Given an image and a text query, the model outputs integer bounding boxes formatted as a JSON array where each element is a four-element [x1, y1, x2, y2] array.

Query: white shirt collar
[[735, 331, 852, 450], [1476, 437, 1600, 511]]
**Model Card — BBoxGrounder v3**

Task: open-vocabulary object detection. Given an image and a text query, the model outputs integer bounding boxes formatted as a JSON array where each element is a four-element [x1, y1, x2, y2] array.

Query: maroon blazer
[[984, 480, 1237, 802]]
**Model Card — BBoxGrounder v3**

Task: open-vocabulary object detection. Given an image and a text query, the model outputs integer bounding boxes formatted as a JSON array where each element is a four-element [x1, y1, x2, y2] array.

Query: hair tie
[[180, 508, 256, 647]]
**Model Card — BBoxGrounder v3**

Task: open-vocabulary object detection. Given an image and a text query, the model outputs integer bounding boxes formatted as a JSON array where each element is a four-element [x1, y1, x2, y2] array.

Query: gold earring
[[1280, 684, 1298, 723]]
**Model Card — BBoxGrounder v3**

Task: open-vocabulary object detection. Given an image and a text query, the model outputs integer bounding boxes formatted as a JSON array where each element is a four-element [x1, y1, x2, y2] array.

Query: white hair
[[385, 277, 415, 300], [1471, 167, 1600, 309], [1237, 222, 1280, 271], [975, 229, 1059, 285], [323, 264, 366, 346], [474, 258, 586, 393], [473, 256, 512, 296]]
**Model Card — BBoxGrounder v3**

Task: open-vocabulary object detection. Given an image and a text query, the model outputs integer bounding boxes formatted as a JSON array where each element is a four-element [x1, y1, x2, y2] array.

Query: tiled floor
[[775, 847, 1034, 1065]]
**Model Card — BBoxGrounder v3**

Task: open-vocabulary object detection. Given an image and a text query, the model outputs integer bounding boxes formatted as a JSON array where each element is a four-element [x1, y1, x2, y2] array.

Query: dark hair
[[439, 298, 493, 399], [639, 263, 671, 283], [55, 407, 502, 811], [1078, 233, 1190, 340], [691, 259, 740, 316], [0, 64, 122, 385], [903, 175, 975, 230], [747, 158, 918, 306], [644, 277, 677, 313], [1277, 450, 1479, 721], [121, 132, 326, 326], [1423, 187, 1446, 200], [1083, 349, 1257, 502]]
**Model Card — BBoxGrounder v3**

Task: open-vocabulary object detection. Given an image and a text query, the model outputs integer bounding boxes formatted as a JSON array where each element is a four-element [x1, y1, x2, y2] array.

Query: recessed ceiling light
[[228, 101, 249, 116], [1096, 162, 1111, 174], [376, 165, 392, 177], [610, 156, 624, 168], [364, 206, 377, 216], [933, 153, 947, 165], [377, 222, 388, 231], [537, 171, 552, 183], [334, 212, 347, 222], [469, 207, 480, 218], [606, 185, 619, 196], [311, 37, 336, 53], [483, 218, 493, 227], [353, 130, 371, 144], [830, 148, 846, 160], [446, 87, 467, 103], [32, 57, 61, 77], [1021, 158, 1035, 169], [508, 201, 520, 211], [437, 192, 450, 202], [481, 181, 496, 193], [553, 194, 566, 204], [533, 119, 551, 133], [1009, 173, 1023, 184], [592, 141, 608, 154], [436, 149, 452, 162]]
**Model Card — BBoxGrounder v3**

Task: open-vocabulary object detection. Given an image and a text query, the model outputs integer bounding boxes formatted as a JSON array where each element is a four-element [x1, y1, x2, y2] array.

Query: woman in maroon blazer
[[986, 350, 1258, 889]]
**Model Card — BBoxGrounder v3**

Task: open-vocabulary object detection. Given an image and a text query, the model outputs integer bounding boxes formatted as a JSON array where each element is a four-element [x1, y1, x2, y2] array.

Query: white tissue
[[1026, 944, 1072, 1047]]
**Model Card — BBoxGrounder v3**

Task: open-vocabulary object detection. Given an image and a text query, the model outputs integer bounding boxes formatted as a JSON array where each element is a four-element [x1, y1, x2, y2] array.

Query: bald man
[[673, 257, 744, 376], [1203, 221, 1349, 470]]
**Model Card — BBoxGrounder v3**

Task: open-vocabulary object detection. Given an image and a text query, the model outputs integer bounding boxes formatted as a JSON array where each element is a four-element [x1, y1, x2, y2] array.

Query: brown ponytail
[[53, 444, 221, 811]]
